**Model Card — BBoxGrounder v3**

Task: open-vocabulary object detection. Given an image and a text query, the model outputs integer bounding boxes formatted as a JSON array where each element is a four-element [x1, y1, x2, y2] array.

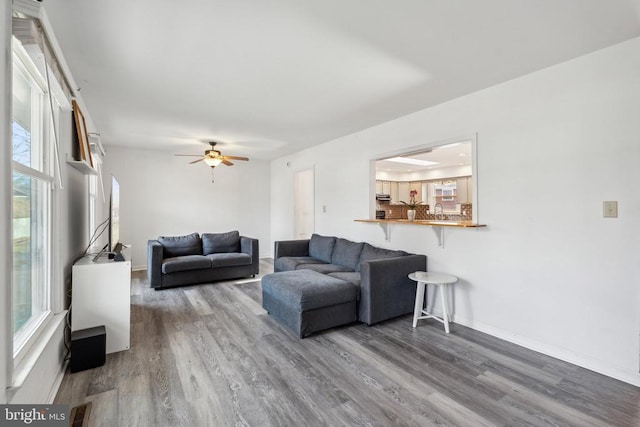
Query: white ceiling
[[43, 0, 640, 160], [377, 140, 472, 173]]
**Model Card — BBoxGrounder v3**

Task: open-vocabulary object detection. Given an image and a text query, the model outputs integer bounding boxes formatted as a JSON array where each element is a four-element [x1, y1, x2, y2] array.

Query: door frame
[[293, 167, 315, 239]]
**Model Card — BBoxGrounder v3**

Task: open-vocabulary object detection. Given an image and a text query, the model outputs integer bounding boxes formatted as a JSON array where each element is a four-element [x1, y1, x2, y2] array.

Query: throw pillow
[[202, 230, 241, 254], [158, 232, 202, 258]]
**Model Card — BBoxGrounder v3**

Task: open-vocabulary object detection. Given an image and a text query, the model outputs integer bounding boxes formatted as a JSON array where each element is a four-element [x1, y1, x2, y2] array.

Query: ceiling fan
[[174, 142, 249, 168]]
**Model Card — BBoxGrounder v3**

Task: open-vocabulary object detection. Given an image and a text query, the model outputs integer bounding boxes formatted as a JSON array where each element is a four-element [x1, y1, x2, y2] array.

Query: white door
[[294, 168, 314, 239]]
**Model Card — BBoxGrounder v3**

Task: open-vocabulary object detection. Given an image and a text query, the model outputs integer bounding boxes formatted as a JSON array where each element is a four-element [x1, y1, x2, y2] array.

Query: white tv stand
[[72, 247, 131, 353]]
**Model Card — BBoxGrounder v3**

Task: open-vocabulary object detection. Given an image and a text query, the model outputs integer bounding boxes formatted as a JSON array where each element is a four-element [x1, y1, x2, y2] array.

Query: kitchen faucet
[[434, 203, 444, 220]]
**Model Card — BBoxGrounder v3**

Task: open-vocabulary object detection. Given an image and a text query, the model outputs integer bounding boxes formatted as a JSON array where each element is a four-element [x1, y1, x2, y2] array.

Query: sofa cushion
[[262, 270, 357, 311], [275, 256, 326, 272], [206, 252, 252, 268], [356, 243, 407, 272], [296, 263, 353, 274], [308, 234, 336, 264], [328, 272, 362, 288], [202, 231, 240, 254], [162, 255, 211, 274], [158, 233, 202, 258], [331, 238, 364, 270]]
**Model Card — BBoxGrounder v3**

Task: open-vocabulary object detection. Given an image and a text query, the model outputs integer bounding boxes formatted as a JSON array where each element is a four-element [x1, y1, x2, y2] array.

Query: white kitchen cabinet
[[390, 181, 399, 203], [409, 182, 422, 202], [457, 177, 470, 203], [381, 181, 391, 195], [398, 182, 410, 203]]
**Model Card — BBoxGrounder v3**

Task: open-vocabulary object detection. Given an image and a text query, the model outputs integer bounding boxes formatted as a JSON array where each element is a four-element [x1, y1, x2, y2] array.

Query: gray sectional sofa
[[147, 231, 259, 289], [262, 234, 426, 337]]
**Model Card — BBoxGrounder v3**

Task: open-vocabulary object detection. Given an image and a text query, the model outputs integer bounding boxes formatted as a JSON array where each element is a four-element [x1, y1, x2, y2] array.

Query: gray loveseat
[[262, 234, 426, 337], [147, 231, 259, 290]]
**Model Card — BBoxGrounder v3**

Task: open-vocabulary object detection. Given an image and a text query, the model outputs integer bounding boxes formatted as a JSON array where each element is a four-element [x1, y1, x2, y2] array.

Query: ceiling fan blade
[[174, 154, 202, 157], [189, 158, 205, 164], [222, 159, 234, 166], [223, 155, 249, 161]]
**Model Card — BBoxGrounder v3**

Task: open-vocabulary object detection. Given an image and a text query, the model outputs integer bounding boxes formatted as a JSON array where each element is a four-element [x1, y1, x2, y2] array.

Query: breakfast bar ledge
[[354, 219, 487, 246]]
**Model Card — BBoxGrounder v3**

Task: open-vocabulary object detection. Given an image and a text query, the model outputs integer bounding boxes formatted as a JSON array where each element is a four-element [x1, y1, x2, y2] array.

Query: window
[[11, 41, 56, 356]]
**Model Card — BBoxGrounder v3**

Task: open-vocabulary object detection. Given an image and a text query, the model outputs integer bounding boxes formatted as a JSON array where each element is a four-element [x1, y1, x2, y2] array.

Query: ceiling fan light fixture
[[204, 157, 222, 168], [174, 141, 249, 169]]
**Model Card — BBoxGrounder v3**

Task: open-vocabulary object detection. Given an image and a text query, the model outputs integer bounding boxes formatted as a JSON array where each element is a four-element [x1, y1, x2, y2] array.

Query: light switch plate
[[603, 201, 618, 218]]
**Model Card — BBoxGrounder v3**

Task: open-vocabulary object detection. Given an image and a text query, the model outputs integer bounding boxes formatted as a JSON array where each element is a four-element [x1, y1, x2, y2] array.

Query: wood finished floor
[[55, 260, 640, 426]]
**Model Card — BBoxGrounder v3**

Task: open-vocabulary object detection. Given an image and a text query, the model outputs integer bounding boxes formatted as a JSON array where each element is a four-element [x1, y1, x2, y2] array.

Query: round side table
[[408, 271, 458, 333]]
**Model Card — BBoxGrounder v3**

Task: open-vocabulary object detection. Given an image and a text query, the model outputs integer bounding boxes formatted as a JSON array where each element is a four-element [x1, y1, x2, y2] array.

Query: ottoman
[[261, 269, 359, 338]]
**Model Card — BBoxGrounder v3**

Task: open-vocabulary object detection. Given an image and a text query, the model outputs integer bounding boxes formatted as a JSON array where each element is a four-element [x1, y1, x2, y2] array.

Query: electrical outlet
[[603, 201, 618, 218]]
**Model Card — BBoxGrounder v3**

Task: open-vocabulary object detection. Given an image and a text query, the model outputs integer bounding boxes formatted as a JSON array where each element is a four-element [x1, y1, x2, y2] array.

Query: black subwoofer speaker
[[70, 325, 106, 373]]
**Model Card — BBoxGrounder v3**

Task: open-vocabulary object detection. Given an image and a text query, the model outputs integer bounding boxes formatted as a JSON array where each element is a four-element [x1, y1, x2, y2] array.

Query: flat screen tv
[[109, 175, 121, 254], [92, 175, 122, 261]]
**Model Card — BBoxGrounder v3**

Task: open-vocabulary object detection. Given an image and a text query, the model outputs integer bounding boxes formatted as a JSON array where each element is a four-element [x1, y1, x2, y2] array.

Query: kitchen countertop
[[355, 219, 486, 228]]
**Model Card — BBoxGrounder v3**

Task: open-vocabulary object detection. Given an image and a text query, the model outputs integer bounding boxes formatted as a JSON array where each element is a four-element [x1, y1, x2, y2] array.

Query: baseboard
[[46, 360, 68, 403], [454, 315, 640, 387]]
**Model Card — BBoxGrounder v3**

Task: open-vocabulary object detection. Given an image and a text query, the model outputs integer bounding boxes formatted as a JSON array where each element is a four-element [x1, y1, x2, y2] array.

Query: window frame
[[10, 36, 63, 377]]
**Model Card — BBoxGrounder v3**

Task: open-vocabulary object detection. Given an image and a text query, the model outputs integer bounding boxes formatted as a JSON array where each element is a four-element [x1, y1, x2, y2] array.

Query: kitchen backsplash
[[378, 203, 472, 221]]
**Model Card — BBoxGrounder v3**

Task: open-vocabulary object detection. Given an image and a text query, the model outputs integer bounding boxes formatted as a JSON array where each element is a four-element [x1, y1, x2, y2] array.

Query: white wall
[[101, 146, 271, 268], [271, 37, 640, 386]]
